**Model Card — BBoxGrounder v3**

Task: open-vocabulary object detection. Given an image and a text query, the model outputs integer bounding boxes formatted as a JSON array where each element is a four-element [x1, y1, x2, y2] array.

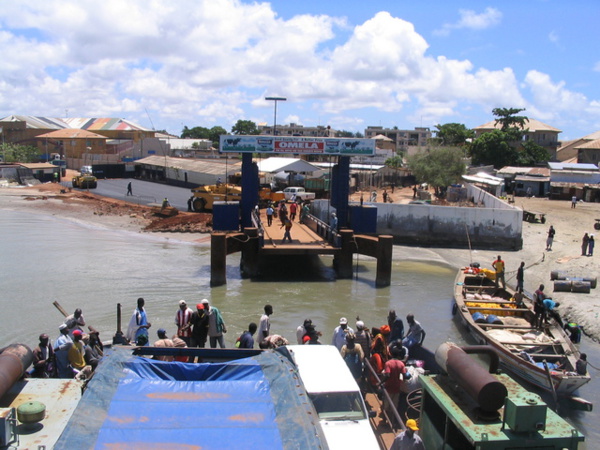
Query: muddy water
[[0, 210, 597, 447]]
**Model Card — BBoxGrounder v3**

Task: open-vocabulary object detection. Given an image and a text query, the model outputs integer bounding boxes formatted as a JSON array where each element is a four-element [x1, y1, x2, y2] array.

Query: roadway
[[70, 178, 193, 211]]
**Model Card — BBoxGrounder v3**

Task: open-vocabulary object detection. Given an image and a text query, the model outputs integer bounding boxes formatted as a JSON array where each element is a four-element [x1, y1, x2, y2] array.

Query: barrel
[[0, 344, 33, 400], [486, 314, 503, 325], [571, 281, 591, 293], [553, 280, 572, 292], [550, 270, 567, 280], [581, 277, 597, 289], [472, 312, 486, 323]]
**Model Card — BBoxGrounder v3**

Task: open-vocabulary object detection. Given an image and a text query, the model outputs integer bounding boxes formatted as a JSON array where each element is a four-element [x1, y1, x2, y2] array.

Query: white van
[[287, 345, 380, 450]]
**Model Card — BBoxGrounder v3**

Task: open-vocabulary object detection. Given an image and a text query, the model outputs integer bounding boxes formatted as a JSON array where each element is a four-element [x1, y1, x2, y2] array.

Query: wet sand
[[2, 182, 600, 341]]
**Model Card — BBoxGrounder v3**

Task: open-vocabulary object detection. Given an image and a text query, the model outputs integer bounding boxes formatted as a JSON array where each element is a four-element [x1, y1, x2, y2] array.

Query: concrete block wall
[[313, 184, 523, 250]]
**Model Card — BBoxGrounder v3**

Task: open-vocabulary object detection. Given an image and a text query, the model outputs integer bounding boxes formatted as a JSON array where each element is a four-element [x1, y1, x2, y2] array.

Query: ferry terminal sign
[[219, 135, 375, 156]]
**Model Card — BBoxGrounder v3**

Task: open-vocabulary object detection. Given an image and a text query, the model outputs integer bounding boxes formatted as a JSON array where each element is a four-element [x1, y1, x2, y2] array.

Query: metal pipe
[[435, 342, 507, 412], [0, 344, 33, 400]]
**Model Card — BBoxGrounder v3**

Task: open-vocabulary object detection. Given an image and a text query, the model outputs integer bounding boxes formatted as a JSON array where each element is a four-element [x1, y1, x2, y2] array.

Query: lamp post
[[265, 96, 286, 136]]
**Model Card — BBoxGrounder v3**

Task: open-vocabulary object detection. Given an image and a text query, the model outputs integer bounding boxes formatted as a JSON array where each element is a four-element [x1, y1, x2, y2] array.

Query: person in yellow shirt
[[68, 329, 86, 371], [492, 255, 505, 289]]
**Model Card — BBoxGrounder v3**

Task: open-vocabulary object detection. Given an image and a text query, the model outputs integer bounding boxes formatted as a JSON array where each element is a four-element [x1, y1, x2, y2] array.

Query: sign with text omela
[[219, 135, 375, 156]]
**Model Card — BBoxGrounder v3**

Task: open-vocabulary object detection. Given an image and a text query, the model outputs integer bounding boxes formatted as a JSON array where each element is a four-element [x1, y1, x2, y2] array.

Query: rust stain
[[104, 443, 202, 450], [146, 392, 230, 401], [106, 415, 138, 425], [228, 413, 265, 424]]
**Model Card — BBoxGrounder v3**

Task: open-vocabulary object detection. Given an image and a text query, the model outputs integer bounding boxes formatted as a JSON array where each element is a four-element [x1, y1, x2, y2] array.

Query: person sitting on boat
[[542, 298, 563, 327], [387, 310, 404, 342], [82, 333, 101, 370], [576, 353, 588, 376], [64, 308, 86, 337], [533, 284, 546, 328], [369, 325, 391, 386], [54, 323, 73, 378], [388, 339, 409, 362], [390, 419, 425, 450], [402, 314, 425, 350], [153, 328, 174, 361], [32, 333, 55, 378]]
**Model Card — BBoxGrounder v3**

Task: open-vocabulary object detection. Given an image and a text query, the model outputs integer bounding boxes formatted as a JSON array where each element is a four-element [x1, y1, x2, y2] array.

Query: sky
[[1, 0, 599, 141]]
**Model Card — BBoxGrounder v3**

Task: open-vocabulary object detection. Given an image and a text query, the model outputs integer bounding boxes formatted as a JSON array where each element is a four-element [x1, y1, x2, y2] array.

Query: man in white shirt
[[258, 304, 273, 345]]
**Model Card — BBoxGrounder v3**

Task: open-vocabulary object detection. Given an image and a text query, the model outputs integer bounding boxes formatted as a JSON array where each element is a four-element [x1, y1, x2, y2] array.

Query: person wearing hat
[[174, 299, 193, 346], [354, 320, 372, 360], [32, 333, 55, 378], [390, 418, 424, 450], [190, 302, 209, 350], [204, 299, 227, 348], [153, 328, 174, 361], [331, 317, 354, 351], [68, 329, 87, 373]]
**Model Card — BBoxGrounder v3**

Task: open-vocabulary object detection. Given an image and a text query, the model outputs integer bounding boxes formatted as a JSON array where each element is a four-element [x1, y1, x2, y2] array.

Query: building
[[0, 115, 154, 168], [574, 138, 600, 166], [496, 166, 551, 197], [473, 118, 561, 160], [363, 126, 431, 154], [547, 162, 600, 201], [258, 123, 335, 137]]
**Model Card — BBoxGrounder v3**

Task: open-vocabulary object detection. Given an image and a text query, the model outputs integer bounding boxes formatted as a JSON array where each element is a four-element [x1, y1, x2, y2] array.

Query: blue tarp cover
[[55, 347, 326, 450]]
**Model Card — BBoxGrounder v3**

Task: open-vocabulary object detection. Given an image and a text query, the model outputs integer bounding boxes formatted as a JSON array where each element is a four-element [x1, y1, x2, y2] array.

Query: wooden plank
[[467, 306, 530, 312], [495, 341, 562, 347]]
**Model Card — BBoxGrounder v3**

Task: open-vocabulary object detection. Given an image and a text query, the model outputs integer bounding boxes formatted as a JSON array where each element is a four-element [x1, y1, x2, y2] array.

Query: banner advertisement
[[219, 135, 375, 156]]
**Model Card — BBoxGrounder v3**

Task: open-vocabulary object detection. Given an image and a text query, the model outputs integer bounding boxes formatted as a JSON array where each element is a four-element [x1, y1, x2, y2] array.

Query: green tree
[[231, 120, 260, 135], [469, 130, 517, 168], [434, 123, 474, 146], [384, 155, 403, 168], [208, 126, 228, 148], [517, 140, 550, 166], [407, 147, 465, 192], [492, 107, 528, 131], [0, 143, 40, 163], [181, 126, 210, 139]]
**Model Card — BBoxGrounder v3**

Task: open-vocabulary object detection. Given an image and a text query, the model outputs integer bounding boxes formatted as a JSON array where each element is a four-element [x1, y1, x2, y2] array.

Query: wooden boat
[[453, 267, 590, 395]]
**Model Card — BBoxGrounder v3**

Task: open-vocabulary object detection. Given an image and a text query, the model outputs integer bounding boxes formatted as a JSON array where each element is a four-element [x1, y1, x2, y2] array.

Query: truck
[[72, 172, 97, 189], [280, 186, 316, 202], [258, 186, 285, 207], [190, 183, 242, 212]]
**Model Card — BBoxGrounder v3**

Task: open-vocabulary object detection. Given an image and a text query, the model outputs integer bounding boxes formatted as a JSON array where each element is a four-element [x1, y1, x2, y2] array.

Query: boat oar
[[542, 360, 559, 413], [53, 300, 68, 317]]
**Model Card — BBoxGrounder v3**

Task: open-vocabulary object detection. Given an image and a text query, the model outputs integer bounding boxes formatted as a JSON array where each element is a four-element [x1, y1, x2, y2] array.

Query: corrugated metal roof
[[256, 157, 321, 173], [474, 118, 561, 132], [497, 166, 534, 175], [515, 175, 550, 182], [137, 156, 242, 174], [548, 162, 599, 171], [63, 117, 151, 131], [0, 115, 68, 129]]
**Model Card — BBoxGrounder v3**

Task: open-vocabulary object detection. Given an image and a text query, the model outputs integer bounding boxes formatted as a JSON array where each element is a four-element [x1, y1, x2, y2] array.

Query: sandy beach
[[3, 182, 600, 341]]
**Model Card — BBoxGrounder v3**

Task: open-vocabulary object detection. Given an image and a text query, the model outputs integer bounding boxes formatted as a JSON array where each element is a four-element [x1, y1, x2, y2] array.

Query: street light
[[265, 96, 286, 136]]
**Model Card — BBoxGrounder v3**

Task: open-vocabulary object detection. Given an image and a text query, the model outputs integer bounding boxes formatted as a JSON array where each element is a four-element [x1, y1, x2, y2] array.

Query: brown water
[[0, 210, 597, 446]]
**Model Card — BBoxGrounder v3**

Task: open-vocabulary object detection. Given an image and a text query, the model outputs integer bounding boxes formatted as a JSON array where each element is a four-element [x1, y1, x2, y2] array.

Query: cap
[[59, 323, 68, 331], [39, 333, 49, 340], [406, 419, 419, 431], [339, 317, 348, 325], [196, 303, 204, 310], [158, 328, 167, 336], [179, 299, 187, 306], [356, 320, 365, 329], [201, 299, 210, 305], [72, 329, 83, 337]]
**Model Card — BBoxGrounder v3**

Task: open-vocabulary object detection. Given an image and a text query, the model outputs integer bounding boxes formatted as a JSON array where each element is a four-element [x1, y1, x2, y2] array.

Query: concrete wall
[[313, 184, 523, 250]]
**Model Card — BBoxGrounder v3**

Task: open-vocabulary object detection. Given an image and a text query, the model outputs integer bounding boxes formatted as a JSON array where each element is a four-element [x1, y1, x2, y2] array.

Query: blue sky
[[1, 0, 599, 141]]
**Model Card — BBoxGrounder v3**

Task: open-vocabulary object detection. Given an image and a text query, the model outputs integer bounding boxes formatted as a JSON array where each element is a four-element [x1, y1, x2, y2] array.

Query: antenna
[[145, 107, 156, 131]]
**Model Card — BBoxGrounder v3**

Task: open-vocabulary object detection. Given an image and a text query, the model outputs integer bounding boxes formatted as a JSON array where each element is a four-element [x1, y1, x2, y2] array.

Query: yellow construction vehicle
[[72, 173, 97, 189], [190, 184, 242, 212], [258, 186, 285, 207]]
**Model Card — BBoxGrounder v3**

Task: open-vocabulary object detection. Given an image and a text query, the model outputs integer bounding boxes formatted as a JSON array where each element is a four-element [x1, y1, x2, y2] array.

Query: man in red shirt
[[381, 347, 409, 425]]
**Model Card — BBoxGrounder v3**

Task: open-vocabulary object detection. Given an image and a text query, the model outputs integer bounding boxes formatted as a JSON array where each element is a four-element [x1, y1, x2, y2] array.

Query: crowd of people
[[262, 199, 312, 243]]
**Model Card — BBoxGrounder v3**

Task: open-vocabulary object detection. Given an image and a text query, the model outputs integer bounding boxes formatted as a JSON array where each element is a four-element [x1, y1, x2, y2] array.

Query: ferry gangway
[[302, 213, 341, 247]]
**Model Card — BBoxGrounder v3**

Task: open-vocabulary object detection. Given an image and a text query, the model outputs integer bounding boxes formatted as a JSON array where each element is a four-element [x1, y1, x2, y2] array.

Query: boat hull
[[453, 269, 590, 396]]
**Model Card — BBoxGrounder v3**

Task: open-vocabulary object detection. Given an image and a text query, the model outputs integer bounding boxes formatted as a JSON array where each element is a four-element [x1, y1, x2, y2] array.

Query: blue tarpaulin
[[55, 347, 326, 450]]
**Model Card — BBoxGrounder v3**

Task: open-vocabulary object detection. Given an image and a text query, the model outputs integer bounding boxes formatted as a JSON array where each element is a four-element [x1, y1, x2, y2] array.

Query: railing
[[303, 213, 341, 247], [251, 209, 265, 245], [363, 358, 406, 435]]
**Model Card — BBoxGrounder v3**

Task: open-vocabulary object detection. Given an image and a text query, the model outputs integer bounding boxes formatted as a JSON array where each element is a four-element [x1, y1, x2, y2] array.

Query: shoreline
[[3, 183, 600, 341]]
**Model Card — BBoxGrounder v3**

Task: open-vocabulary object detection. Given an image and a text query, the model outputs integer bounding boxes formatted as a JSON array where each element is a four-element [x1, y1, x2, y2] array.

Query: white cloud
[[435, 7, 502, 36], [548, 30, 559, 43]]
